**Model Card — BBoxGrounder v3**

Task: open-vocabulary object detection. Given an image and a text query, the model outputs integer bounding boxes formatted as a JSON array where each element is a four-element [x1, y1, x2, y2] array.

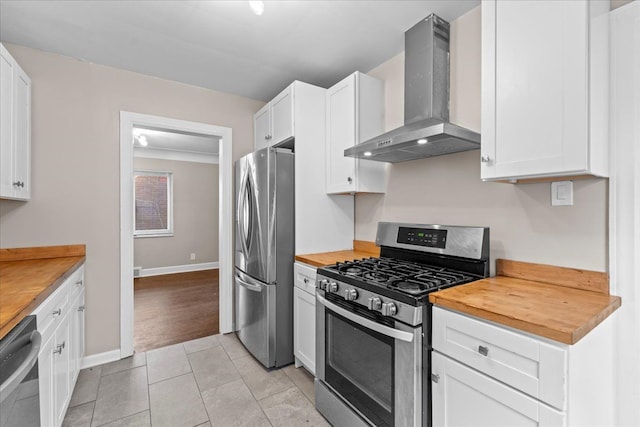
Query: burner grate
[[327, 257, 475, 297]]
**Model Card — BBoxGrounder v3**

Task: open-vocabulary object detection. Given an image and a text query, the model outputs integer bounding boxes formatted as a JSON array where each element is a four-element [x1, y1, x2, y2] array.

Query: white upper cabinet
[[481, 1, 609, 182], [326, 71, 387, 194], [0, 43, 31, 200], [253, 84, 294, 150]]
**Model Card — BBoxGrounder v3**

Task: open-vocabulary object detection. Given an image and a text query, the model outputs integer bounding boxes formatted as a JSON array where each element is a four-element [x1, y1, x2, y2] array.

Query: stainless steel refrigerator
[[234, 147, 294, 368]]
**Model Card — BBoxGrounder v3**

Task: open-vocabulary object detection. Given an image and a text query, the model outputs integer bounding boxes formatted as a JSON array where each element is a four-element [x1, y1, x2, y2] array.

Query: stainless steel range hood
[[344, 14, 480, 163]]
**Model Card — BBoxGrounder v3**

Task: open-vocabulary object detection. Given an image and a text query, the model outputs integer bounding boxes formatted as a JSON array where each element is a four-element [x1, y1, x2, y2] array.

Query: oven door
[[316, 292, 422, 427]]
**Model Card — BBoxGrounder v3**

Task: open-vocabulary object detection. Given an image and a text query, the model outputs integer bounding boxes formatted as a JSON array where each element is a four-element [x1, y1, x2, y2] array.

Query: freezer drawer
[[235, 270, 276, 367]]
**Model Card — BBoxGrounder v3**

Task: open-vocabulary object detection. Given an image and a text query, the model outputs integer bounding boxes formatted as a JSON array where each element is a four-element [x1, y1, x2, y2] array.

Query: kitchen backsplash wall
[[357, 6, 608, 273], [0, 43, 261, 355], [133, 157, 218, 270]]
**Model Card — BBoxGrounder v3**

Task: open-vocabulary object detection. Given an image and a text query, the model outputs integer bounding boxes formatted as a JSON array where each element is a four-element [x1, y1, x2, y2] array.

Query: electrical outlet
[[551, 181, 573, 206], [190, 253, 196, 260]]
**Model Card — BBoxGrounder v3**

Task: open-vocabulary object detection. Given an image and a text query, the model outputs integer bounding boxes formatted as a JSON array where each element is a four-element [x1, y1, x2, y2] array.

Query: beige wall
[[358, 6, 608, 273], [133, 158, 218, 270], [0, 44, 262, 355]]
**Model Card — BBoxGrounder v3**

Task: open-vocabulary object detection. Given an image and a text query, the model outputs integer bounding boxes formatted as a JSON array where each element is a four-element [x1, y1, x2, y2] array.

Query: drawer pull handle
[[431, 373, 440, 383], [53, 341, 65, 355], [75, 280, 83, 286], [52, 309, 62, 316], [478, 345, 489, 356], [78, 305, 85, 312]]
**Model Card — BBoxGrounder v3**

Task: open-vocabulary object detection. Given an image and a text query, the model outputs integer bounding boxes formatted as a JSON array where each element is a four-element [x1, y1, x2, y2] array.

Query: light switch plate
[[551, 181, 573, 206]]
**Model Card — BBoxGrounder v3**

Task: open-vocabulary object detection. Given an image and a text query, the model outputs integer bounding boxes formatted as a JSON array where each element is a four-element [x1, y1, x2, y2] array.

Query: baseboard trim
[[140, 262, 219, 277], [81, 349, 121, 369]]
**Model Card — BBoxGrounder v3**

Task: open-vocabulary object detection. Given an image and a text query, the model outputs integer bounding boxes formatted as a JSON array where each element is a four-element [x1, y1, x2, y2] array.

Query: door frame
[[119, 111, 233, 358]]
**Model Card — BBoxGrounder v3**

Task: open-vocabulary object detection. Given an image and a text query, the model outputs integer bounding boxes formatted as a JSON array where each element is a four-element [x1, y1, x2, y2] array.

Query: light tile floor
[[62, 333, 329, 427]]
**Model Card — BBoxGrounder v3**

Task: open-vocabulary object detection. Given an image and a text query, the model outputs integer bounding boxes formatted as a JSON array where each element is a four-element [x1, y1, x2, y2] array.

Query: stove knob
[[318, 279, 329, 291], [327, 282, 339, 293], [344, 289, 358, 301], [381, 302, 397, 316], [367, 297, 382, 310]]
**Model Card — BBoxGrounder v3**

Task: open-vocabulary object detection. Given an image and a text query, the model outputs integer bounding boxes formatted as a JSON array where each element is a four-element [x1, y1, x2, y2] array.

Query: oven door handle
[[316, 294, 414, 343]]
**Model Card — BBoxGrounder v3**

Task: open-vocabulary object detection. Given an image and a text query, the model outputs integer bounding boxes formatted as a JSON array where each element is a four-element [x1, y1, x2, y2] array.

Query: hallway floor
[[62, 333, 328, 427], [134, 270, 219, 352]]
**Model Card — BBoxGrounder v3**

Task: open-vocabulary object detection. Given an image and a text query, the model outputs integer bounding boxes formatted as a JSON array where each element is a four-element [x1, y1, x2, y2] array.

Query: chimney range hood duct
[[344, 14, 481, 163]]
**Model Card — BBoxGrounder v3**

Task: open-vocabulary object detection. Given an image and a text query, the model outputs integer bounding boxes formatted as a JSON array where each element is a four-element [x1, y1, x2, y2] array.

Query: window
[[134, 170, 173, 237]]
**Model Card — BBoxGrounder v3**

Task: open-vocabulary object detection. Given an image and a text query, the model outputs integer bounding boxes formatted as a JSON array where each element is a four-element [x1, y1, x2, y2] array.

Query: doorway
[[120, 112, 233, 359], [132, 127, 220, 352]]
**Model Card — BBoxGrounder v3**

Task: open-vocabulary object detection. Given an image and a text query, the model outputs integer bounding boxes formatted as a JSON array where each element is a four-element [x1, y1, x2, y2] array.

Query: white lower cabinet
[[293, 262, 316, 374], [432, 352, 565, 427], [431, 306, 615, 427], [34, 264, 85, 427]]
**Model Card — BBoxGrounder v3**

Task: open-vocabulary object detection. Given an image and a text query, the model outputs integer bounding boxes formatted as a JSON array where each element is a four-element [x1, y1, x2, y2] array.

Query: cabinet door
[[53, 312, 71, 427], [0, 45, 15, 198], [432, 352, 566, 427], [326, 74, 356, 194], [254, 103, 270, 151], [293, 286, 316, 374], [13, 65, 30, 199], [70, 288, 85, 384], [481, 0, 588, 180], [270, 85, 294, 145], [38, 332, 56, 427]]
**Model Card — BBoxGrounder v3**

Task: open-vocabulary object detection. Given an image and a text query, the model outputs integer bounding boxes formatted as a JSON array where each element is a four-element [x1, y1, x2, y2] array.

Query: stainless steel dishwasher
[[0, 315, 41, 427]]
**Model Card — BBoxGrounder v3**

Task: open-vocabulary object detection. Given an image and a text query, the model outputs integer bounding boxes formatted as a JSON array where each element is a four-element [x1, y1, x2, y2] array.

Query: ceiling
[[0, 0, 479, 102]]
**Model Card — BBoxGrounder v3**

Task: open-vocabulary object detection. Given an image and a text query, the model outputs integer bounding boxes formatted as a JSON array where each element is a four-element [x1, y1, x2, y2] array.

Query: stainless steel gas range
[[314, 222, 490, 427]]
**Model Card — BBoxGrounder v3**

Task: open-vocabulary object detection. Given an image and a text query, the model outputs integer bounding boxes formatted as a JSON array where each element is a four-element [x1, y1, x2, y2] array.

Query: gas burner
[[344, 267, 362, 275], [363, 271, 395, 283]]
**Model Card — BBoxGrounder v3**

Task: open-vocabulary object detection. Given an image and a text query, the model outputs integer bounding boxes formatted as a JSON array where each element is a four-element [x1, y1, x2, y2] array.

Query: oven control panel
[[397, 226, 447, 249], [317, 275, 422, 327]]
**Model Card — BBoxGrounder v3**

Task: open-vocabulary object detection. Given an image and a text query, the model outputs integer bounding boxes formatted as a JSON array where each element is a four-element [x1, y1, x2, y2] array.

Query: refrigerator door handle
[[237, 173, 253, 258], [236, 273, 264, 293]]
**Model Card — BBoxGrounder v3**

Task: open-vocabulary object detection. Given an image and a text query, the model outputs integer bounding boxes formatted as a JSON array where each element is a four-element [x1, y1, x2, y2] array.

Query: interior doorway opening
[[120, 112, 233, 358], [132, 126, 220, 352]]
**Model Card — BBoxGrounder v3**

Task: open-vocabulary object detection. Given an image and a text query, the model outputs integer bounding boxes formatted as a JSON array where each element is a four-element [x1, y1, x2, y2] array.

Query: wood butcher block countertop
[[429, 259, 621, 345], [0, 245, 86, 340], [295, 240, 380, 267]]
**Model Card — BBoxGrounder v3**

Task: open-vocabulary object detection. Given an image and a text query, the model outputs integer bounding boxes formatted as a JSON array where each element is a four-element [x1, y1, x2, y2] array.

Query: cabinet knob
[[76, 279, 83, 286], [303, 278, 309, 284], [52, 308, 62, 316], [478, 345, 489, 356], [12, 181, 24, 188], [78, 305, 85, 312], [431, 373, 440, 383], [347, 176, 353, 184], [480, 155, 491, 163], [265, 134, 272, 140]]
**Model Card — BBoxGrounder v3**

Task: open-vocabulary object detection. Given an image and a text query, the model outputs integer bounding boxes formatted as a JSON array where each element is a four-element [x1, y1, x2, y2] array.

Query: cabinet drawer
[[294, 262, 317, 295], [432, 307, 567, 410], [33, 281, 69, 342]]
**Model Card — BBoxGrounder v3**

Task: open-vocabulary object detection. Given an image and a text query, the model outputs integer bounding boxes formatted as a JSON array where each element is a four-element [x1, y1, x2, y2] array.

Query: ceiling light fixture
[[417, 138, 428, 145], [249, 1, 264, 16]]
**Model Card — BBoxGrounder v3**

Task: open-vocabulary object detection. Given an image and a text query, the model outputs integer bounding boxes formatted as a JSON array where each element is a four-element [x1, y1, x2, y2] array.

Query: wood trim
[[496, 259, 609, 294], [0, 245, 86, 262], [353, 240, 379, 255]]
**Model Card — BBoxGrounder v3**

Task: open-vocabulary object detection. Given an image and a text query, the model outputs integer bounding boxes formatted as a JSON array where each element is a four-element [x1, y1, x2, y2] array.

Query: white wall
[[357, 6, 608, 274], [0, 44, 262, 356]]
